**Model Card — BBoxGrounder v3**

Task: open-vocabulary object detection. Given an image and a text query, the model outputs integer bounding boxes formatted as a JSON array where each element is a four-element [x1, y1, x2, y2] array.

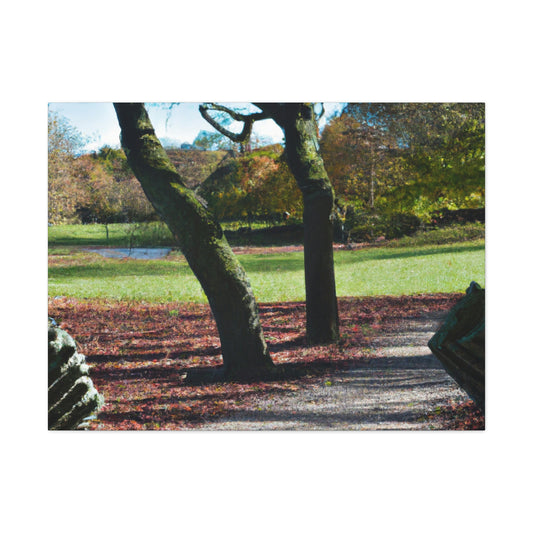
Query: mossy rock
[[428, 282, 485, 412], [48, 319, 104, 430]]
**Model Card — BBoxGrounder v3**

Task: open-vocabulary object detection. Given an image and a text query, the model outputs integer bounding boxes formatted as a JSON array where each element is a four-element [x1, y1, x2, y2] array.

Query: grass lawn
[[48, 222, 176, 247], [48, 221, 298, 248], [48, 240, 485, 303]]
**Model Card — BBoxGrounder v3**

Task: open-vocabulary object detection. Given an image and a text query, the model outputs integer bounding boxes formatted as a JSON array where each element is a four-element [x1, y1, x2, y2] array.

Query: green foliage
[[323, 103, 485, 221], [49, 103, 485, 235], [343, 208, 421, 242], [387, 223, 485, 247], [197, 145, 303, 223], [193, 130, 236, 151]]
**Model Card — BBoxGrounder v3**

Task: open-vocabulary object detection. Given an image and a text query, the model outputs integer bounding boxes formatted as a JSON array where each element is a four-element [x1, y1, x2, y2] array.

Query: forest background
[[48, 102, 485, 243]]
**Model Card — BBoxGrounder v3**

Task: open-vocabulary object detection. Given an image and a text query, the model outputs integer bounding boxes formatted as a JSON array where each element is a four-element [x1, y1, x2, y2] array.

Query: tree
[[48, 111, 86, 224], [258, 104, 339, 343], [113, 103, 274, 380], [343, 103, 485, 217], [200, 103, 339, 344], [93, 147, 157, 223], [75, 155, 122, 232], [320, 114, 400, 208], [197, 145, 303, 223], [75, 151, 157, 229], [192, 130, 237, 151], [320, 113, 409, 240]]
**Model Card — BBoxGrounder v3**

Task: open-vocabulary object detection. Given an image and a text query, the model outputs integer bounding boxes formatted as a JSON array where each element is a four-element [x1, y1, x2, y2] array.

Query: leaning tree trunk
[[114, 104, 273, 379], [258, 104, 339, 344]]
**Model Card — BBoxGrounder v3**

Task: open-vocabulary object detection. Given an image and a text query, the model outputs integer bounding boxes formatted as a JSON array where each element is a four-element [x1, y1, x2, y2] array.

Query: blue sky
[[48, 102, 345, 152]]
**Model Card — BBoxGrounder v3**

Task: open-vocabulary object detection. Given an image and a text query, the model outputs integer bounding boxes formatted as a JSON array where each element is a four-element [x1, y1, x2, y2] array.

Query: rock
[[48, 319, 103, 430], [428, 282, 485, 412]]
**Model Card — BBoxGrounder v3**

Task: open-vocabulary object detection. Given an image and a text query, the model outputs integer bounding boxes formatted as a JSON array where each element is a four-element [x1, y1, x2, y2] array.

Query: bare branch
[[165, 103, 180, 131], [199, 103, 269, 144], [315, 103, 325, 122]]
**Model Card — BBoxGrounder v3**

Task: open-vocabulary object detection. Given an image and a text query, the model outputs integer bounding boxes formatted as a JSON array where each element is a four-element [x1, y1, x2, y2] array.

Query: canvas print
[[48, 102, 485, 430]]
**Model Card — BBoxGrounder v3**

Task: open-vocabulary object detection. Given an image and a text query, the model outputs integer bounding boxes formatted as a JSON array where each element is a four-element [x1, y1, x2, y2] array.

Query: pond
[[84, 247, 173, 260]]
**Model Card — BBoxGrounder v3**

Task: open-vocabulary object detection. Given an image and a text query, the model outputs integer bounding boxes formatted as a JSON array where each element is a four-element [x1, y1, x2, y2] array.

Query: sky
[[48, 102, 345, 152]]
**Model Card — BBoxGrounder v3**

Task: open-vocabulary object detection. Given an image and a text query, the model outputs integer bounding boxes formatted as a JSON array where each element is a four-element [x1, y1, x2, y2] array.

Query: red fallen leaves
[[426, 401, 485, 430], [48, 293, 480, 430]]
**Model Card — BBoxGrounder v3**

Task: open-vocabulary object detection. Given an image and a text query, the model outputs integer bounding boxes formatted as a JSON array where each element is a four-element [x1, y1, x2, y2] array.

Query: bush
[[344, 208, 421, 242], [382, 213, 421, 239], [431, 208, 485, 227], [388, 222, 485, 247]]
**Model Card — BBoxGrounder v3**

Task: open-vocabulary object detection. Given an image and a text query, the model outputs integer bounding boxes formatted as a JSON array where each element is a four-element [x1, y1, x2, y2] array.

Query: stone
[[428, 282, 485, 412], [48, 318, 103, 430]]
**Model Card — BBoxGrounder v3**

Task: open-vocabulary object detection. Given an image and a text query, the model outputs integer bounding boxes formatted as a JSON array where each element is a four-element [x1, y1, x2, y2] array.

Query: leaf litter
[[48, 294, 483, 430]]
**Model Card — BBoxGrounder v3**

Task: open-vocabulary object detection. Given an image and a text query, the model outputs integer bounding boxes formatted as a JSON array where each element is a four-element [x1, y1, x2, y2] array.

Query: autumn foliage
[[197, 146, 303, 222]]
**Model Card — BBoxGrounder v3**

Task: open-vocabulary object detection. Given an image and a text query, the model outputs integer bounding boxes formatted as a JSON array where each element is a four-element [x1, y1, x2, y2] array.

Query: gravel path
[[196, 312, 470, 430]]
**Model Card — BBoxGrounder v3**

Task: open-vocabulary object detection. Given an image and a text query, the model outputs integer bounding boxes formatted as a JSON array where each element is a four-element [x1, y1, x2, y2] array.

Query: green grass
[[48, 222, 176, 247], [48, 240, 485, 303], [48, 220, 296, 247]]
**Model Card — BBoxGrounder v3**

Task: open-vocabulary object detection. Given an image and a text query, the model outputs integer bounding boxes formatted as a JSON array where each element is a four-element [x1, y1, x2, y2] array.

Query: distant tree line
[[321, 103, 485, 219], [49, 103, 484, 238]]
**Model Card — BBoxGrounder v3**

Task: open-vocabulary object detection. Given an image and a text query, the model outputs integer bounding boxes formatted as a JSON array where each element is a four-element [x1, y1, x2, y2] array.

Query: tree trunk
[[258, 104, 339, 343], [114, 103, 273, 379]]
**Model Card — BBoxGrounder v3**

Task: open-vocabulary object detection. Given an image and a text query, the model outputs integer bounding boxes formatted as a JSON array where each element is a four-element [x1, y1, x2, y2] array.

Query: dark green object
[[428, 282, 485, 412], [256, 104, 339, 344], [48, 318, 103, 429]]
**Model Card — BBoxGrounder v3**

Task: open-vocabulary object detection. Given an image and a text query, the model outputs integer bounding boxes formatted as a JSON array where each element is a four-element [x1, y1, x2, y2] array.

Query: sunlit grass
[[48, 240, 485, 303]]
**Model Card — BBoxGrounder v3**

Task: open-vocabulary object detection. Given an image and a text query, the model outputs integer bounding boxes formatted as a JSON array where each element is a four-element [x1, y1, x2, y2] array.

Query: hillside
[[165, 148, 228, 189]]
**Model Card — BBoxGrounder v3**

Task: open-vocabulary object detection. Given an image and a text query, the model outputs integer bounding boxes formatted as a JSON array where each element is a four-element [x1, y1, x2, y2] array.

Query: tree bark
[[114, 103, 274, 379], [257, 104, 339, 343]]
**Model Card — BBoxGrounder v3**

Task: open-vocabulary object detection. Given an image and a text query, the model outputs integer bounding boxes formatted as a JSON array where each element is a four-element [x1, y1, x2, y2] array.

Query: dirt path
[[196, 312, 470, 430]]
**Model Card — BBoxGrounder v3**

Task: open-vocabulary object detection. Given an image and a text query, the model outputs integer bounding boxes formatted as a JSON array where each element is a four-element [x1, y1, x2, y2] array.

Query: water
[[84, 247, 172, 260]]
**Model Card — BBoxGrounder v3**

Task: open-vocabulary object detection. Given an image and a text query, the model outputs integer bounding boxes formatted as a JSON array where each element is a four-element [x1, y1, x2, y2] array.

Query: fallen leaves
[[427, 401, 485, 430], [48, 293, 481, 430]]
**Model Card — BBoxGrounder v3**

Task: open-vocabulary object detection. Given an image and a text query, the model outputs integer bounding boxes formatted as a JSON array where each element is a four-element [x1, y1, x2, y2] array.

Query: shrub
[[382, 213, 421, 239], [343, 208, 421, 242], [388, 222, 485, 247]]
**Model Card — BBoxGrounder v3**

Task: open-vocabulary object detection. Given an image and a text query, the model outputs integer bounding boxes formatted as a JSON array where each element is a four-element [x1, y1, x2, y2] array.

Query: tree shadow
[[91, 346, 474, 430], [89, 344, 222, 364], [333, 243, 485, 265]]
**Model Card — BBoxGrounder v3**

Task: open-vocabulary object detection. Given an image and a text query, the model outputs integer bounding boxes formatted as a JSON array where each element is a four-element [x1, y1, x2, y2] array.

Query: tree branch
[[253, 103, 286, 124], [199, 103, 269, 144], [315, 103, 325, 122]]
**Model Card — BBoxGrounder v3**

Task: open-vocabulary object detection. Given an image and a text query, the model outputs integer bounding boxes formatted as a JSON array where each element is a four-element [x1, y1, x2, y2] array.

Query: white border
[[4, 1, 532, 531]]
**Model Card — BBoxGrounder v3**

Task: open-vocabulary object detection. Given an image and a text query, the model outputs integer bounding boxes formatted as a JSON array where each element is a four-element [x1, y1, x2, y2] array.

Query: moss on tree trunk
[[258, 103, 339, 343], [114, 104, 273, 379]]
